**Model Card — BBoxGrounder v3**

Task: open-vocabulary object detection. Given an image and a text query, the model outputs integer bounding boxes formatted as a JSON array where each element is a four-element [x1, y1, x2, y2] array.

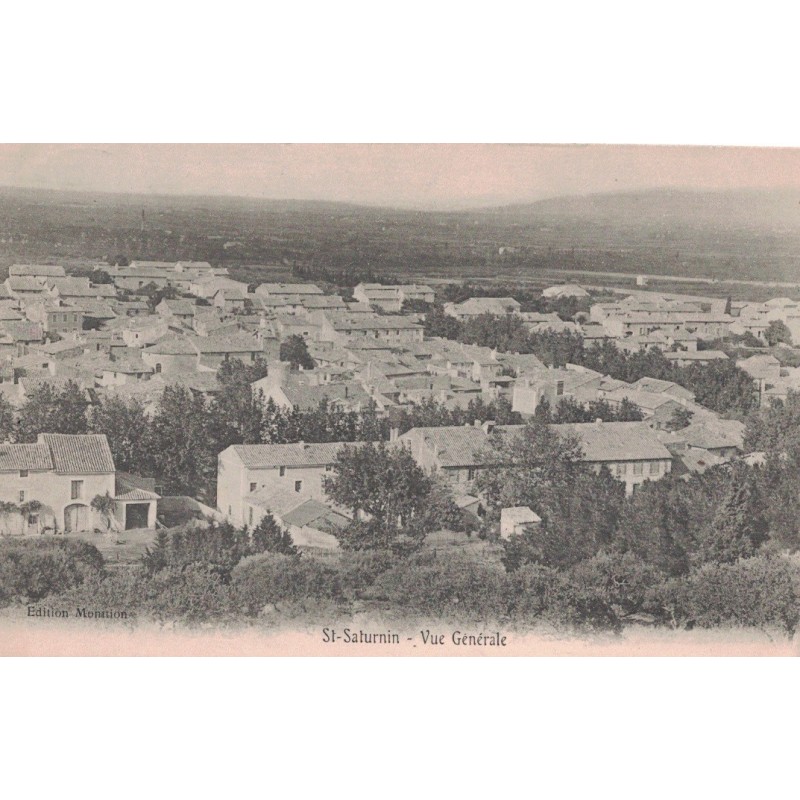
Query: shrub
[[231, 553, 345, 616], [371, 551, 511, 619], [568, 551, 663, 618], [144, 565, 234, 624], [339, 549, 397, 596], [652, 555, 800, 635], [0, 538, 104, 605], [509, 564, 621, 633]]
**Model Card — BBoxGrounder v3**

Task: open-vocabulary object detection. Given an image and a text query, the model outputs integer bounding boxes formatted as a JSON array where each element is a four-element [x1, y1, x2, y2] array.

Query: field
[[2, 186, 800, 296], [64, 528, 158, 568]]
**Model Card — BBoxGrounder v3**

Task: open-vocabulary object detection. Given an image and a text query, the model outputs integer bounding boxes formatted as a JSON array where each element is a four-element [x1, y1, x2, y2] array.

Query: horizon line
[[0, 182, 793, 214]]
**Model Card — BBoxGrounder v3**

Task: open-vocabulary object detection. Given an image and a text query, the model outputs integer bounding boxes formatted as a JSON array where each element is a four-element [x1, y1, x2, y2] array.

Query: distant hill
[[0, 185, 798, 285], [471, 188, 800, 232]]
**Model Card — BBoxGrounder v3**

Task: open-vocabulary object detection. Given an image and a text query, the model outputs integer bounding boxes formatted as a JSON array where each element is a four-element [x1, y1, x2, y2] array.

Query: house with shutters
[[0, 433, 159, 534], [547, 421, 673, 495], [217, 441, 350, 527]]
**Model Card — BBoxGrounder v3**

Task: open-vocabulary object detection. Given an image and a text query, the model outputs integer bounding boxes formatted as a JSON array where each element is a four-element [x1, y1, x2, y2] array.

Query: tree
[[615, 474, 696, 576], [17, 381, 89, 442], [142, 530, 171, 575], [765, 320, 792, 347], [91, 493, 116, 532], [697, 466, 768, 565], [0, 538, 104, 605], [208, 358, 267, 449], [323, 442, 433, 549], [476, 420, 584, 516], [666, 406, 694, 432], [279, 335, 315, 370], [89, 396, 152, 475], [250, 513, 298, 556], [680, 361, 756, 417], [0, 393, 15, 442], [148, 385, 216, 500]]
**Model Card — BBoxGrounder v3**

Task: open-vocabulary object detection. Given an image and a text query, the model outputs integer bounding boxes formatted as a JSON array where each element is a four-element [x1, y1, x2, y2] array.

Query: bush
[[0, 538, 104, 605], [339, 549, 397, 596], [37, 565, 235, 625], [652, 555, 800, 635], [509, 564, 621, 633], [569, 551, 663, 618], [144, 565, 234, 624], [371, 551, 511, 619], [231, 553, 345, 616]]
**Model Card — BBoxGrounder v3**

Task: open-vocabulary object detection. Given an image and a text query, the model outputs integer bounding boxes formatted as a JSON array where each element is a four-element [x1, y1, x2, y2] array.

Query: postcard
[[1, 144, 799, 656]]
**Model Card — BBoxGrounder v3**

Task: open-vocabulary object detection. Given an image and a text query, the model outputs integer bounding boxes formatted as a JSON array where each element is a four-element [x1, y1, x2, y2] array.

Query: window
[[71, 480, 83, 500], [294, 480, 302, 493], [616, 463, 627, 476], [633, 463, 643, 476], [325, 464, 332, 472], [649, 461, 660, 475], [19, 490, 25, 503], [19, 470, 28, 478], [279, 466, 285, 477], [467, 468, 476, 481], [249, 482, 257, 493], [155, 363, 162, 373]]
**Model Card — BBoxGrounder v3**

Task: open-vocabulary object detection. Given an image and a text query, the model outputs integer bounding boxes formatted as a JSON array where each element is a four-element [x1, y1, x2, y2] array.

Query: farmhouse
[[217, 441, 349, 526], [443, 297, 521, 320], [0, 434, 158, 534], [549, 421, 673, 495]]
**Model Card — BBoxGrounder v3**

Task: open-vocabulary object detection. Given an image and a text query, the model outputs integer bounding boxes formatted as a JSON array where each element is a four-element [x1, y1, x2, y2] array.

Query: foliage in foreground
[[8, 529, 798, 636]]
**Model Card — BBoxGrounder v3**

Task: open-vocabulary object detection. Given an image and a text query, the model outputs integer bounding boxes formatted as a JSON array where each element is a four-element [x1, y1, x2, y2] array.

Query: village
[[0, 258, 796, 551]]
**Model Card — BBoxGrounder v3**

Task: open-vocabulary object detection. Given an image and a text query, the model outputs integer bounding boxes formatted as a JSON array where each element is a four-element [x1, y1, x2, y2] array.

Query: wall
[[586, 458, 672, 495], [0, 470, 115, 532], [217, 449, 333, 526], [141, 350, 198, 375]]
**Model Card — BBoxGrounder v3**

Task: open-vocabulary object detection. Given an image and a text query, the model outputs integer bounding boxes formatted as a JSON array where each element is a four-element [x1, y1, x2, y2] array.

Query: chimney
[[389, 427, 399, 442]]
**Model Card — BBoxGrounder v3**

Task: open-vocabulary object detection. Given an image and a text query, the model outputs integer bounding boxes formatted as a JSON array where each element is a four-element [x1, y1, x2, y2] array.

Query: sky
[[0, 144, 799, 210]]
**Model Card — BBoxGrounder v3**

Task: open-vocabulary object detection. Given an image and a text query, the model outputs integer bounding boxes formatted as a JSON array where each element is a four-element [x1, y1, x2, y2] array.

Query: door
[[125, 503, 150, 530], [64, 504, 90, 533]]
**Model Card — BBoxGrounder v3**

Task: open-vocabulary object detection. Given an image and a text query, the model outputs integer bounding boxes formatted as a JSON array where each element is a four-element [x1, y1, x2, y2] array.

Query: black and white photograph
[[0, 143, 798, 656]]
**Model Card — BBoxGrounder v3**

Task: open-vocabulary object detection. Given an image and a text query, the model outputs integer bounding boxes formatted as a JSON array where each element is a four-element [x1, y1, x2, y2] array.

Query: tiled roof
[[9, 264, 66, 277], [280, 499, 350, 532], [39, 433, 115, 474], [0, 443, 53, 471], [231, 441, 348, 469], [6, 277, 45, 291], [1, 321, 43, 341], [631, 377, 694, 398], [161, 299, 196, 315], [144, 335, 198, 355], [194, 334, 261, 353], [678, 420, 745, 451], [550, 422, 672, 463], [256, 283, 323, 296], [663, 350, 728, 361], [281, 381, 371, 411], [329, 314, 422, 331], [115, 473, 160, 501], [603, 388, 678, 411], [400, 425, 490, 468], [450, 297, 521, 314]]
